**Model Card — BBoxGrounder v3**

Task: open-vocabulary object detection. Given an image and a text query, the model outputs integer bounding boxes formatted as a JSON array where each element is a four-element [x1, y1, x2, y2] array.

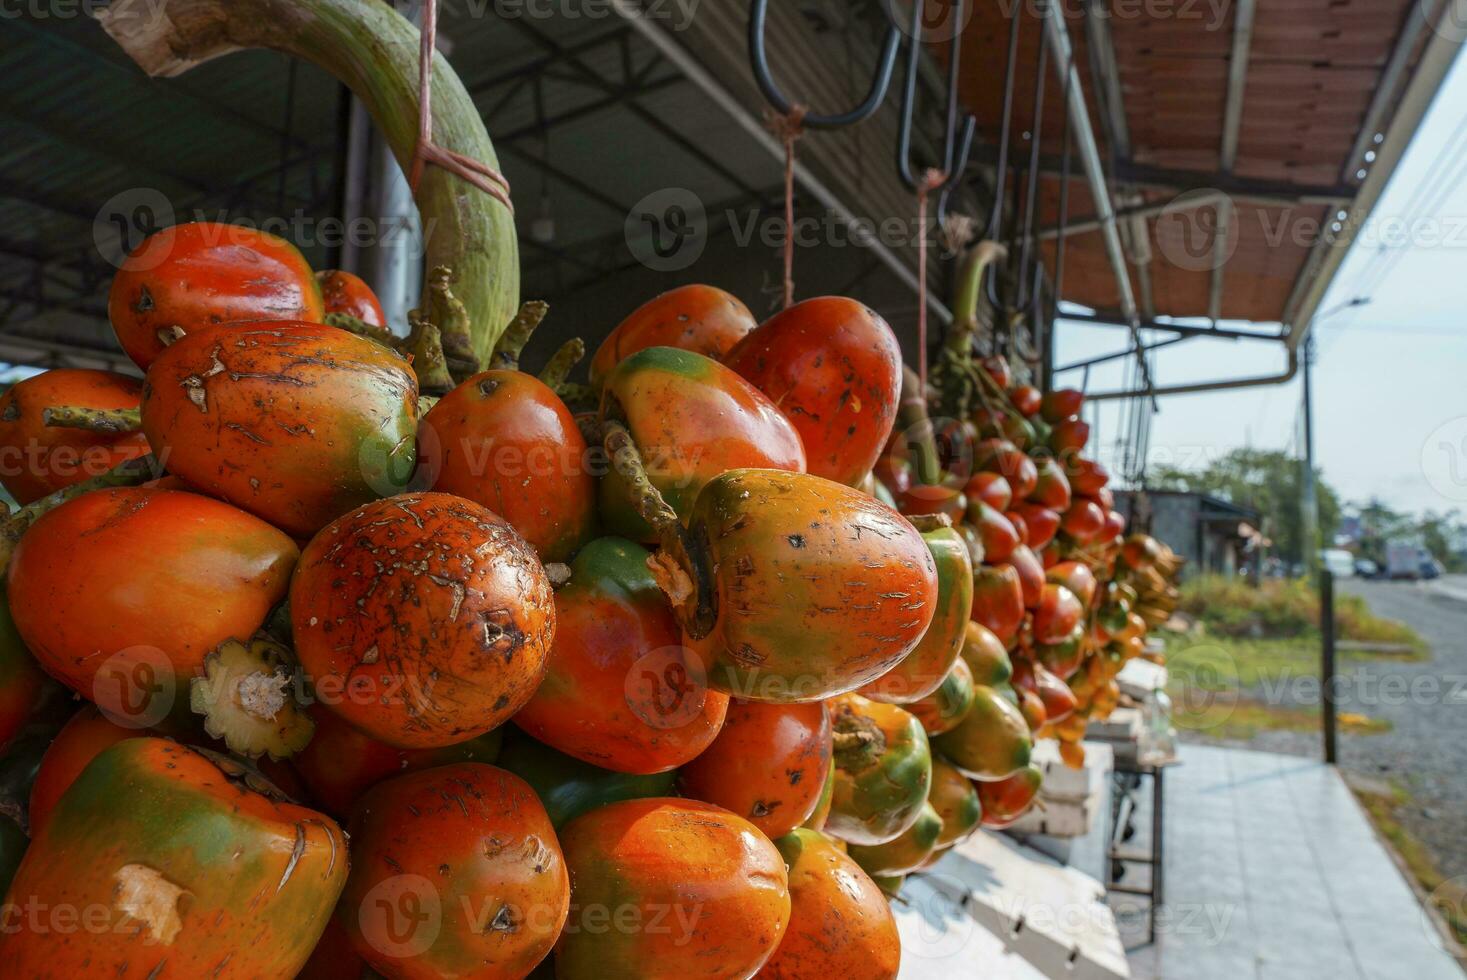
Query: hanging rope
[[915, 168, 946, 394], [766, 106, 807, 310], [409, 0, 514, 214]]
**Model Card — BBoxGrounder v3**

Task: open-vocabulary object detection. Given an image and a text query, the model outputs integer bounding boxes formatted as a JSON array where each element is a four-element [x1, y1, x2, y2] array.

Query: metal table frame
[[1106, 760, 1165, 945]]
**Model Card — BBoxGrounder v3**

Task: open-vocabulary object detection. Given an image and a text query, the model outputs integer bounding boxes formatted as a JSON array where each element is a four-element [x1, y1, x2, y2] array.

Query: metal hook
[[1015, 19, 1050, 312], [896, 0, 976, 194], [982, 1, 1025, 311], [749, 0, 902, 129]]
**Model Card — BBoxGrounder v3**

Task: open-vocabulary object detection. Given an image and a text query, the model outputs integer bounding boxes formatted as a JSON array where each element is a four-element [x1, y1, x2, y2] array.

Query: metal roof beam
[[1111, 161, 1353, 206], [505, 16, 765, 203], [1209, 0, 1256, 322], [1041, 0, 1155, 409], [4, 19, 314, 158], [966, 147, 1353, 207], [1081, 0, 1155, 320], [1283, 0, 1467, 348]]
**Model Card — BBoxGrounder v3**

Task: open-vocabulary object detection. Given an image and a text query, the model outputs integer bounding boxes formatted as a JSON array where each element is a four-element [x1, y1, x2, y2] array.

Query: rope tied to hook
[[765, 105, 806, 310], [409, 0, 514, 214], [915, 167, 946, 395]]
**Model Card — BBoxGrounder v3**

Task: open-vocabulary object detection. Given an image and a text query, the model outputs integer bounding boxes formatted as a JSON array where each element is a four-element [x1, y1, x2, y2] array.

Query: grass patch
[[1176, 697, 1392, 739], [1180, 576, 1428, 652], [1164, 632, 1426, 694], [1353, 783, 1467, 948]]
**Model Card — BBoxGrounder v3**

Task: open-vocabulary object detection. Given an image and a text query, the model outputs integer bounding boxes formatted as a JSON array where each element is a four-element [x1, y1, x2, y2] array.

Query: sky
[[1052, 48, 1467, 519]]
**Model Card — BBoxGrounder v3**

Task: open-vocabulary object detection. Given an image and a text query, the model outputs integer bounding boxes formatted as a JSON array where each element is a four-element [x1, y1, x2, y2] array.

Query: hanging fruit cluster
[[0, 216, 1117, 977], [0, 4, 1181, 974]]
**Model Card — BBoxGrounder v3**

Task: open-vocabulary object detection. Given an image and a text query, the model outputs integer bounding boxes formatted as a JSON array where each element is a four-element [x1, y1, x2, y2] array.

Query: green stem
[[600, 420, 716, 639], [950, 240, 1005, 331], [897, 367, 941, 486], [0, 454, 159, 577], [490, 301, 550, 371], [538, 338, 585, 393], [99, 0, 519, 363], [42, 406, 142, 434]]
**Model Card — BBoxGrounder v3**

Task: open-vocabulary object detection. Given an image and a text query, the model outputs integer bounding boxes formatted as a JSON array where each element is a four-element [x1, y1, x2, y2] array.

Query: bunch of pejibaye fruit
[[0, 221, 1173, 979]]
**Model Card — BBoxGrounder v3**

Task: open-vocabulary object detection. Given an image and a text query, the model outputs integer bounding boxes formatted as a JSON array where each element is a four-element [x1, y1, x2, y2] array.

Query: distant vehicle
[[1353, 558, 1379, 579], [1321, 549, 1355, 579], [1386, 541, 1431, 580], [1421, 557, 1444, 580]]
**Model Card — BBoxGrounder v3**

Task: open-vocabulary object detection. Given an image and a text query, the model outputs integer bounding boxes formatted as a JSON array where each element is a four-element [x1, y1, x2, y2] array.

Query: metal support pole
[[1301, 335, 1319, 576], [1321, 568, 1338, 764]]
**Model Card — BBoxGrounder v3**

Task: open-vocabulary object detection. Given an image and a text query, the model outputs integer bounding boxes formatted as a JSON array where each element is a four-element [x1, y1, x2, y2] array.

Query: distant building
[[1113, 490, 1264, 580]]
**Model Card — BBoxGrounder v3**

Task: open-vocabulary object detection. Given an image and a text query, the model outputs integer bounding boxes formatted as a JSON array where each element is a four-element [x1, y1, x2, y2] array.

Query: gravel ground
[[1180, 578, 1467, 881]]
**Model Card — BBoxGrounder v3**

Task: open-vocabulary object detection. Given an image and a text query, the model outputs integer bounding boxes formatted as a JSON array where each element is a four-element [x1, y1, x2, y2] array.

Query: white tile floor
[[1118, 745, 1464, 980]]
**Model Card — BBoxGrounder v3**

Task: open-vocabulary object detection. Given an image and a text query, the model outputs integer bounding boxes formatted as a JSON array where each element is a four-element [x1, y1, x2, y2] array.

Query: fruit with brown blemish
[[7, 487, 297, 725], [825, 694, 932, 846], [724, 296, 903, 487], [597, 346, 805, 542], [860, 523, 972, 704], [588, 284, 757, 390], [107, 221, 325, 370], [678, 698, 831, 839], [290, 492, 555, 749], [554, 797, 790, 979], [339, 763, 568, 980], [759, 828, 900, 980], [289, 703, 503, 819], [418, 369, 596, 562], [140, 320, 419, 538], [675, 469, 939, 703], [512, 537, 728, 773], [0, 368, 151, 505], [316, 268, 387, 329], [0, 738, 346, 977]]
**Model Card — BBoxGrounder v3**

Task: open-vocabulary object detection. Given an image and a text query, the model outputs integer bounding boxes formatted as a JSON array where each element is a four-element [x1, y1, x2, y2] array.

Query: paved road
[[1333, 579, 1467, 881], [1182, 578, 1467, 881]]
